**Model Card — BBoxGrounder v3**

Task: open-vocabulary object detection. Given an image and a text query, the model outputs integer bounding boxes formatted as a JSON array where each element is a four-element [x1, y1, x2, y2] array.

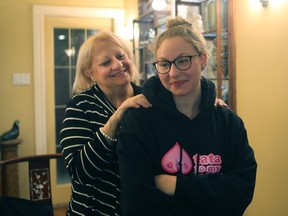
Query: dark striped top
[[60, 83, 142, 216]]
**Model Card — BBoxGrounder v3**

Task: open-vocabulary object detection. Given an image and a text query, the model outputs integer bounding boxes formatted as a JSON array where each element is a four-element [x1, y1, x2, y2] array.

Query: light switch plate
[[13, 73, 31, 85]]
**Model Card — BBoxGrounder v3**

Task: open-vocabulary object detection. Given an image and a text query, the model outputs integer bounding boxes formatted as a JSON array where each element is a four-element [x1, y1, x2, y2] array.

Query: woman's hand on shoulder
[[113, 94, 151, 125], [121, 94, 152, 110], [214, 98, 228, 107]]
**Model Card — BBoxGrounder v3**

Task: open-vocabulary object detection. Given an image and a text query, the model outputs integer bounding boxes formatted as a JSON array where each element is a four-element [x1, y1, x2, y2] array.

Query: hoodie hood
[[142, 76, 216, 118], [142, 76, 217, 175]]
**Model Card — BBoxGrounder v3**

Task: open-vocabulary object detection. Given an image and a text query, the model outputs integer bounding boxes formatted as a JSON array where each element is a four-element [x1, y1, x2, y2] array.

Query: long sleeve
[[59, 86, 122, 215], [118, 108, 179, 216], [175, 119, 257, 215], [117, 106, 257, 216], [60, 89, 119, 184]]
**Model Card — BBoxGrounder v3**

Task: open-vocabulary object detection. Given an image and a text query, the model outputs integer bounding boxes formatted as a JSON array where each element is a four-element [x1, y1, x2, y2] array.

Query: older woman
[[60, 31, 151, 216]]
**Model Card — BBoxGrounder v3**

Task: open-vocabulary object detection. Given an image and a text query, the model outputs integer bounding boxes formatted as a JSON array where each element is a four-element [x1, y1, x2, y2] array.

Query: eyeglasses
[[153, 55, 199, 74]]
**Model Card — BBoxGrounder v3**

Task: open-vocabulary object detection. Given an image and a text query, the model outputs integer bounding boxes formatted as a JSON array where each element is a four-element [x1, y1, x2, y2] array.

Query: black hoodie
[[117, 76, 257, 216]]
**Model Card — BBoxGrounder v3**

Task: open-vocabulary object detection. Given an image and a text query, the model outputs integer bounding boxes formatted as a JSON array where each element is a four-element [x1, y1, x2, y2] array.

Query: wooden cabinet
[[133, 0, 236, 111], [175, 0, 236, 111]]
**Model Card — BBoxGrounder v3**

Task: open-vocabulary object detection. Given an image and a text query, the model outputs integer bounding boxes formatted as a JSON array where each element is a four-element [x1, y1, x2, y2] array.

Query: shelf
[[133, 9, 171, 85], [134, 10, 171, 23]]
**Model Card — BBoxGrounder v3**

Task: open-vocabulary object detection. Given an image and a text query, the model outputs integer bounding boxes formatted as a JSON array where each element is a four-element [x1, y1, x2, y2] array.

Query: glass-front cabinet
[[134, 0, 236, 111], [133, 9, 171, 86]]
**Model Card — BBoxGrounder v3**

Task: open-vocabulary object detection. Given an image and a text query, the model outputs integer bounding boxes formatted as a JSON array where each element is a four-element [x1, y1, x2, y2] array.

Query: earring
[[201, 65, 206, 71]]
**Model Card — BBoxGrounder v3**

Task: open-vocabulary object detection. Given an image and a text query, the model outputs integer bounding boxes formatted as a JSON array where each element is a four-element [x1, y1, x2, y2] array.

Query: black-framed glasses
[[152, 55, 199, 74]]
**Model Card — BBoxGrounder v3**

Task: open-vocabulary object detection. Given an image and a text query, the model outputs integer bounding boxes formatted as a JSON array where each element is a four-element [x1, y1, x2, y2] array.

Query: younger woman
[[117, 16, 257, 216]]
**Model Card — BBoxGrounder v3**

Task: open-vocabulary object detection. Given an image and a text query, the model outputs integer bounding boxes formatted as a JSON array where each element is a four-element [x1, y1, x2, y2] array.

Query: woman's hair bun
[[167, 16, 192, 29]]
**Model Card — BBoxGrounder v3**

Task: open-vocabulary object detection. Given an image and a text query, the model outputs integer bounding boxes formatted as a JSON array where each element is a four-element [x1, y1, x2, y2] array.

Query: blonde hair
[[151, 16, 214, 67], [72, 30, 137, 94]]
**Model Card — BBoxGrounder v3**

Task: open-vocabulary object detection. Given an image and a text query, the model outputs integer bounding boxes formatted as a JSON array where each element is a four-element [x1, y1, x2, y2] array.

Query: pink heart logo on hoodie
[[161, 142, 192, 174]]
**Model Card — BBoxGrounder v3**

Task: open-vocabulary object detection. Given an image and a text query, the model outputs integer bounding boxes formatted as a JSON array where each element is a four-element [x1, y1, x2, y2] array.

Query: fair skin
[[88, 41, 151, 141], [156, 36, 206, 119], [154, 36, 206, 196]]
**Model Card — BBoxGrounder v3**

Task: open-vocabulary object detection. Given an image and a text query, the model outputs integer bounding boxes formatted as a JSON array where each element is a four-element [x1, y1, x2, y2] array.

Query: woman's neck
[[174, 86, 201, 119], [102, 83, 134, 108]]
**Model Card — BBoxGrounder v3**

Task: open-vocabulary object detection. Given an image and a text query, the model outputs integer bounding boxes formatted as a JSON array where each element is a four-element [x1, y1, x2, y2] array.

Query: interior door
[[44, 16, 112, 206]]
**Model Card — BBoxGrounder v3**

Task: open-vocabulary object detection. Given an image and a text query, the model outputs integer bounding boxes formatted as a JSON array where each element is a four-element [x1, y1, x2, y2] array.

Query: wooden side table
[[0, 138, 22, 196]]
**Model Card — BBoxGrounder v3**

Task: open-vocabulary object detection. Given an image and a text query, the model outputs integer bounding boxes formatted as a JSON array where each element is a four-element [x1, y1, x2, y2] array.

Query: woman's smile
[[170, 80, 186, 88]]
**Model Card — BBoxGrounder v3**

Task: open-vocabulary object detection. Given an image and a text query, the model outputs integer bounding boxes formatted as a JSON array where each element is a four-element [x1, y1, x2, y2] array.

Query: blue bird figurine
[[0, 120, 20, 142]]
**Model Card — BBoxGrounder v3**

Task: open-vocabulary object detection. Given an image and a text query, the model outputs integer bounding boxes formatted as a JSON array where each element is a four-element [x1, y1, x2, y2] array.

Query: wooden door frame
[[33, 5, 124, 154]]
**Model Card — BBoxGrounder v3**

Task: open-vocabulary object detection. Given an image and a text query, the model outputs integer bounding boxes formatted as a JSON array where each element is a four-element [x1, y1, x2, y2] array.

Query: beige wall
[[0, 0, 136, 156], [1, 0, 288, 215], [236, 0, 288, 215]]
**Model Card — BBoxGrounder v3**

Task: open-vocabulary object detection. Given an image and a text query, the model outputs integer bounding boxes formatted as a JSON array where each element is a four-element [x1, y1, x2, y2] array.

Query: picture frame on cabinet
[[175, 1, 210, 33], [175, 2, 202, 19]]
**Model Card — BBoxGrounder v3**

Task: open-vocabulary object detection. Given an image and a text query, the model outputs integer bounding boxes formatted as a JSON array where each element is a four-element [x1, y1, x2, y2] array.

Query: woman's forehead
[[92, 42, 124, 57], [157, 37, 195, 57]]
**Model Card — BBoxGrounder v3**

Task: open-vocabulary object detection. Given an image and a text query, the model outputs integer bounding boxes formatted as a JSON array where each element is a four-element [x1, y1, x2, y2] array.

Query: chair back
[[0, 153, 64, 207]]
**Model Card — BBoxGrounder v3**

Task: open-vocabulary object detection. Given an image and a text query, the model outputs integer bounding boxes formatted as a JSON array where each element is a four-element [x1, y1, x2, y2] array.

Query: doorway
[[33, 5, 124, 206]]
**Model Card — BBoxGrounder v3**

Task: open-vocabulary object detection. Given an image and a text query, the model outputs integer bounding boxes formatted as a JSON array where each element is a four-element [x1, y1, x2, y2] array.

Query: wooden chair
[[0, 153, 64, 216]]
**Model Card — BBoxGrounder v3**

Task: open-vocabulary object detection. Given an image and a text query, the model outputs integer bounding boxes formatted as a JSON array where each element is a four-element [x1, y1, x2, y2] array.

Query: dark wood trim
[[216, 0, 223, 100], [228, 0, 237, 112]]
